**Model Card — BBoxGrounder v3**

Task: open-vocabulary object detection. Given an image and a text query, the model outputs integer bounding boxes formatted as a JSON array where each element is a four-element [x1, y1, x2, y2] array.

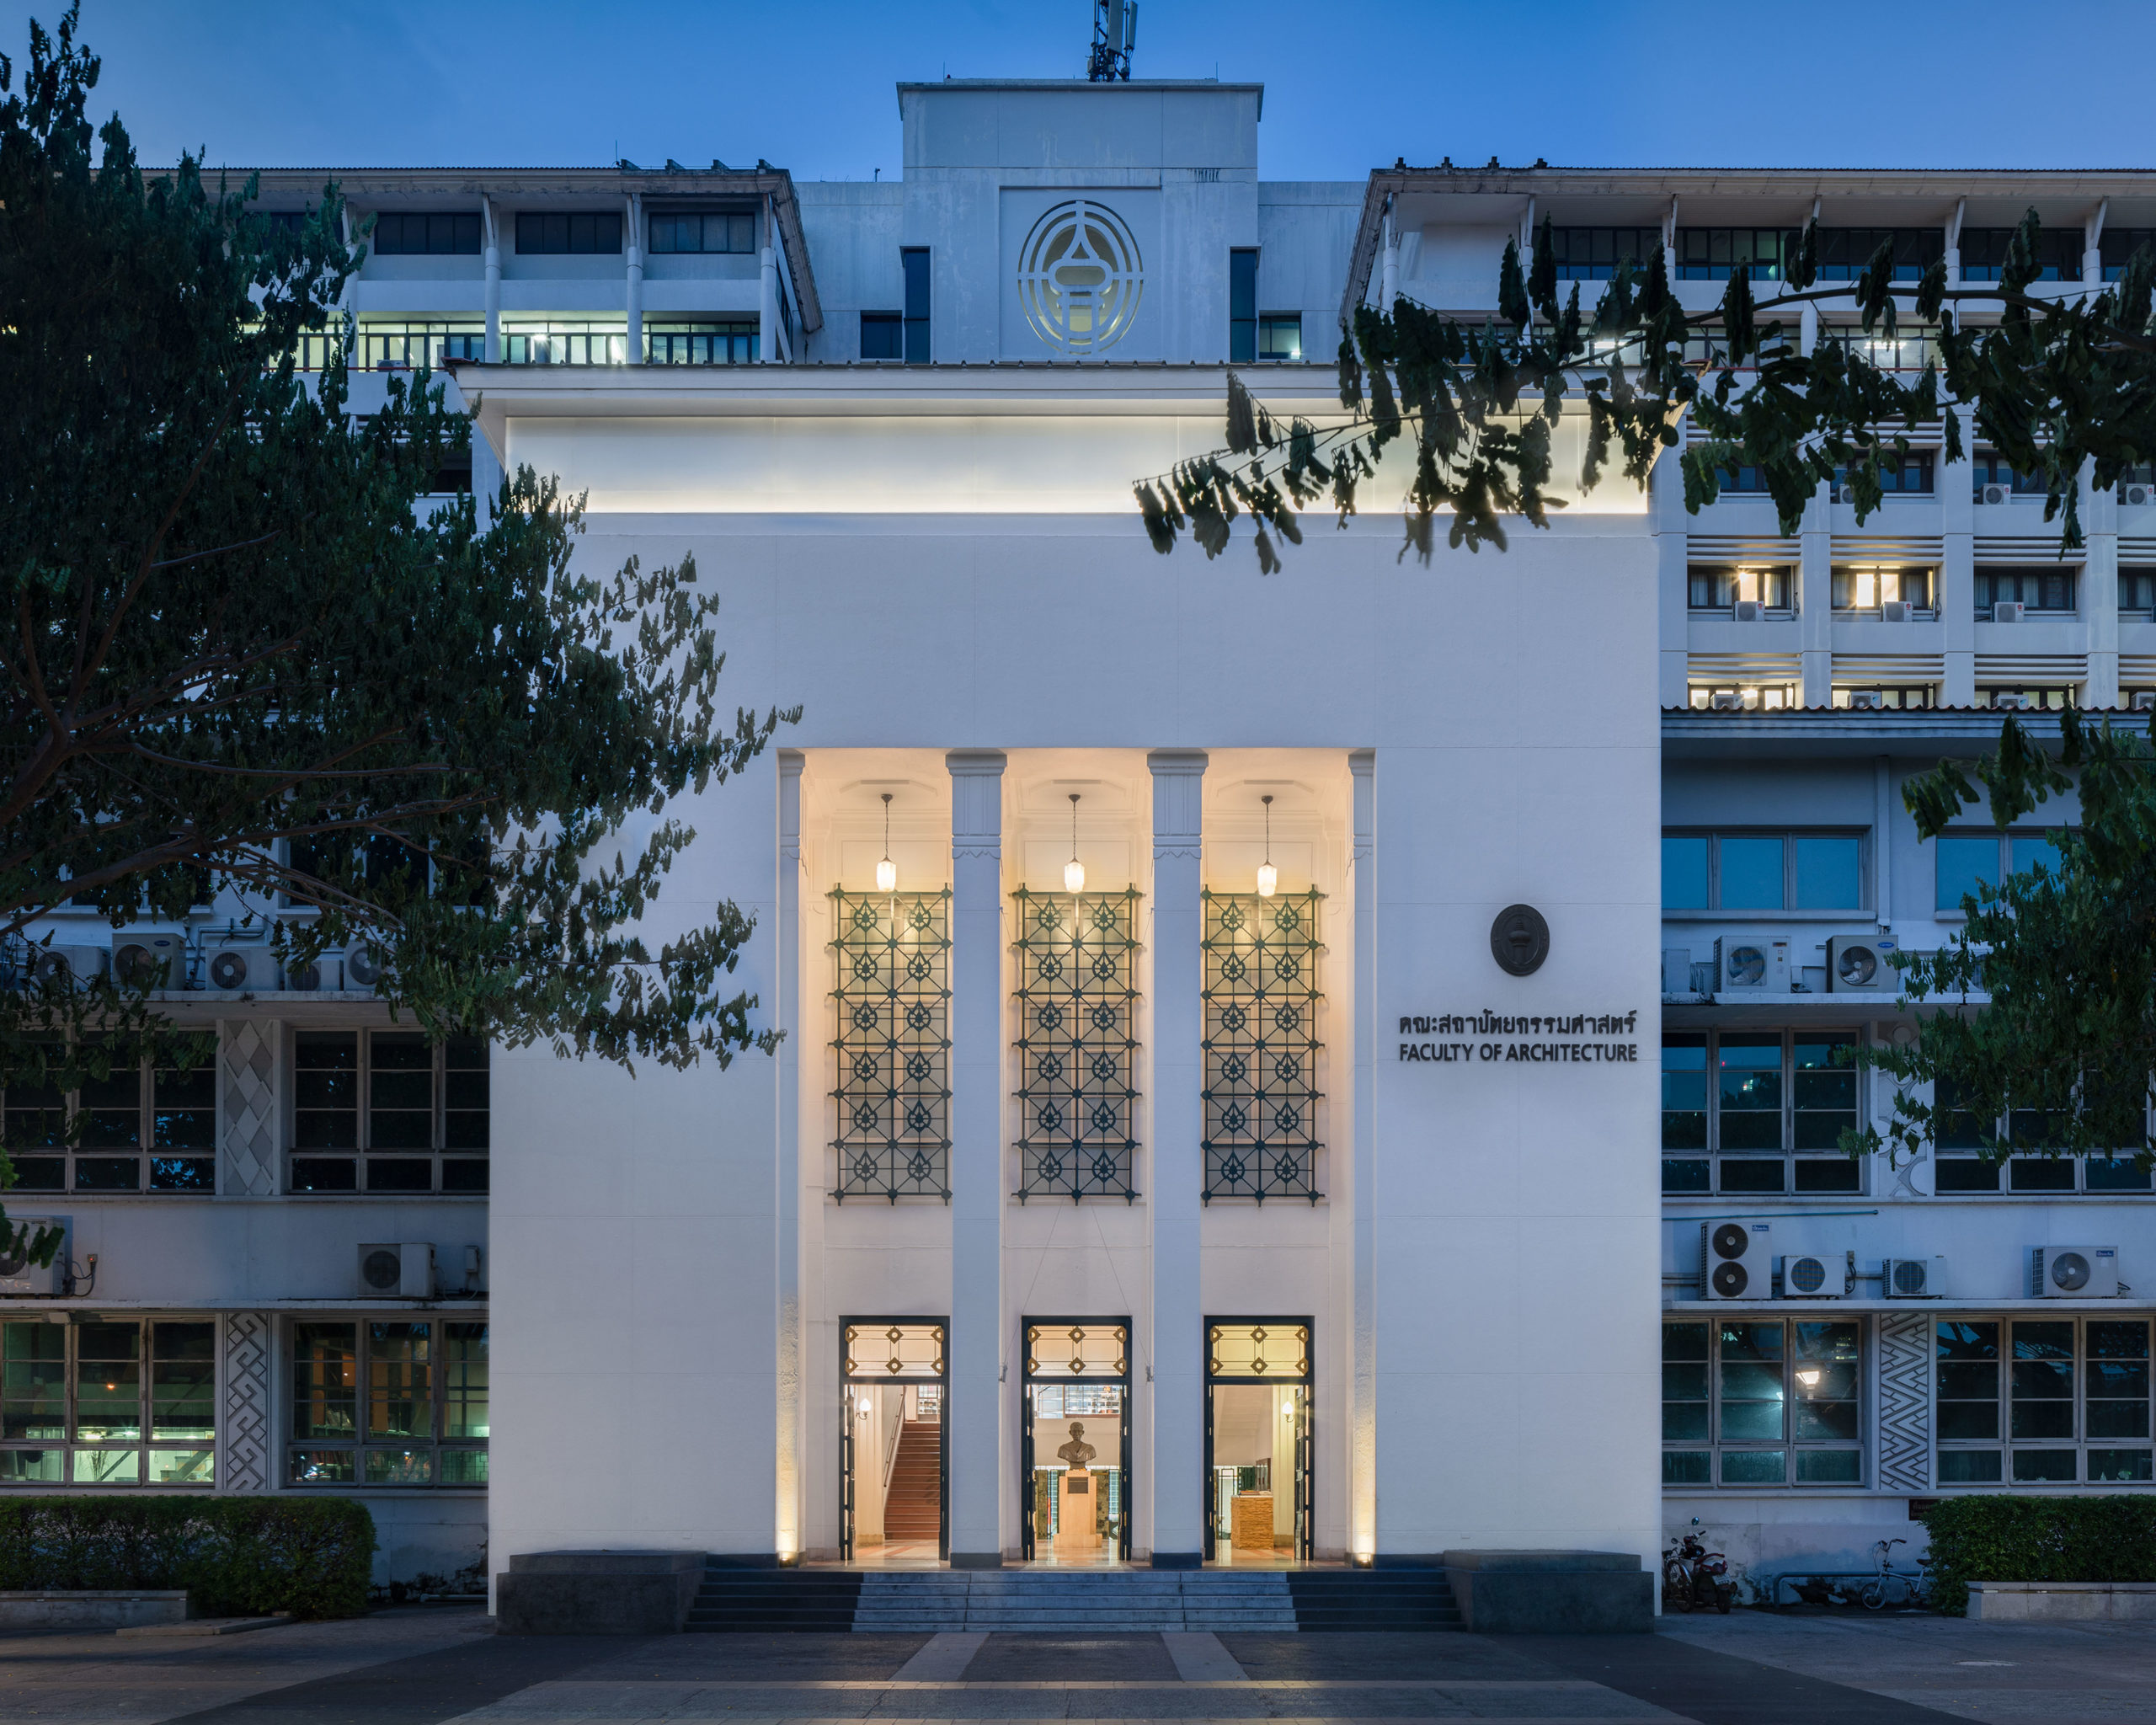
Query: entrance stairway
[[1285, 1568, 1462, 1629], [685, 1566, 862, 1632], [881, 1421, 942, 1541]]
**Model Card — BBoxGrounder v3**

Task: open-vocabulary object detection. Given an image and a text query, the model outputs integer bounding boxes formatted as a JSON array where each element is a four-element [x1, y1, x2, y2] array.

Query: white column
[[1653, 445, 1689, 708], [1942, 403, 1977, 708], [1380, 211, 1399, 313], [2085, 464, 2121, 708], [482, 196, 501, 366], [1146, 750, 1206, 1567], [625, 194, 644, 365], [947, 750, 1007, 1566], [1872, 755, 1895, 934], [774, 750, 804, 1560], [1347, 749, 1377, 1563], [759, 198, 779, 366], [1798, 305, 1831, 707]]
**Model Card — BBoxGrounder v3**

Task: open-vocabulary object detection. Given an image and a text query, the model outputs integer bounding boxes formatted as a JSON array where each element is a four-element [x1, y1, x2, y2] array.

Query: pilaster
[[1942, 403, 1977, 708], [218, 1311, 272, 1493], [219, 1019, 280, 1198], [1797, 307, 1830, 707], [2084, 464, 2121, 708], [1347, 750, 1376, 1562], [1652, 446, 1689, 709], [775, 750, 804, 1559], [482, 195, 502, 366]]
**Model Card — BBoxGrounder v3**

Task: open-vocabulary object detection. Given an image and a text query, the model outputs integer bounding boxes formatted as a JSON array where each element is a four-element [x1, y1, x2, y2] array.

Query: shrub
[[0, 1498, 376, 1619], [1921, 1495, 2156, 1616]]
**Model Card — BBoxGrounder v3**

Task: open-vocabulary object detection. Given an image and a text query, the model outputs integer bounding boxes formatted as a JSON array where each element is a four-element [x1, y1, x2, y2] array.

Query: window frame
[[0, 1316, 217, 1487], [1929, 1073, 2153, 1198], [1256, 312, 1302, 361], [1229, 248, 1258, 364], [1929, 825, 2068, 918], [286, 1316, 488, 1490], [859, 310, 903, 360], [1662, 1316, 1865, 1489], [2, 1039, 216, 1197], [1976, 566, 2078, 616], [902, 248, 931, 364], [512, 211, 622, 256], [368, 211, 481, 257], [645, 209, 756, 256], [1935, 1316, 2153, 1487], [1687, 563, 1793, 615], [289, 1028, 488, 1196], [1830, 564, 1935, 616], [1660, 829, 1869, 916], [1661, 1028, 1866, 1198]]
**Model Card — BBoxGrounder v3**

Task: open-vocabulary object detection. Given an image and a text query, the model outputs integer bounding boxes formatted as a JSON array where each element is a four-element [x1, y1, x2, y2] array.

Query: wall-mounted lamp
[[1257, 793, 1278, 898], [876, 793, 898, 893], [1065, 793, 1086, 893]]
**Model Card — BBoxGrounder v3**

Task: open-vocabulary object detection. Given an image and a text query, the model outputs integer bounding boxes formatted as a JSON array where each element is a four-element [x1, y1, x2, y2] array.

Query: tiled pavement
[[5, 1610, 2153, 1725]]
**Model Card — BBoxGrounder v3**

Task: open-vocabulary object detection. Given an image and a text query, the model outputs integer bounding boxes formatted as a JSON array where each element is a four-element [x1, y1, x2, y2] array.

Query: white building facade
[[2, 76, 2150, 1600]]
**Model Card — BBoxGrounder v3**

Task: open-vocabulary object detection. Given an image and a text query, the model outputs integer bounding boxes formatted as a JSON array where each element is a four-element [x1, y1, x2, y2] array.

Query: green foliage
[[0, 12, 794, 1235], [0, 1495, 377, 1618], [1849, 712, 2156, 1169], [1921, 1495, 2156, 1615], [1140, 203, 2156, 566]]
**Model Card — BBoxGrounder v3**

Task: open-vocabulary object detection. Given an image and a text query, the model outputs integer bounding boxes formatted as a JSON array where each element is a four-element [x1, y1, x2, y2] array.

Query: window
[[645, 322, 757, 365], [1977, 568, 2076, 614], [1545, 227, 1661, 280], [1930, 1074, 2151, 1195], [830, 889, 951, 1202], [1660, 831, 1864, 912], [2101, 229, 2156, 282], [514, 211, 621, 255], [370, 212, 481, 257], [1960, 227, 2083, 283], [1832, 453, 1935, 494], [902, 248, 931, 364], [1937, 1319, 2152, 1486], [2123, 570, 2156, 617], [1705, 464, 1774, 494], [860, 311, 902, 360], [1932, 827, 2065, 914], [1687, 683, 1798, 713], [1675, 227, 1794, 281], [1831, 685, 1937, 710], [1202, 892, 1322, 1203], [1, 1318, 214, 1486], [1814, 228, 1944, 282], [1257, 314, 1302, 361], [1977, 687, 2077, 712], [1971, 451, 2050, 498], [1822, 328, 1941, 372], [1832, 566, 1934, 611], [291, 1031, 488, 1194], [1660, 1031, 1862, 1195], [289, 1319, 488, 1487], [647, 210, 755, 254], [1011, 888, 1141, 1200], [499, 323, 628, 366], [353, 322, 486, 372], [1688, 565, 1791, 611], [2, 1039, 215, 1195], [1662, 1319, 1862, 1487], [1230, 249, 1257, 363]]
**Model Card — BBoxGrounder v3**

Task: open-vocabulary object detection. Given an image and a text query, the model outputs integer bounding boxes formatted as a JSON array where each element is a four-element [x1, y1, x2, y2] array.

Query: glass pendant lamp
[[1065, 793, 1086, 893], [1257, 793, 1278, 897], [876, 793, 898, 893]]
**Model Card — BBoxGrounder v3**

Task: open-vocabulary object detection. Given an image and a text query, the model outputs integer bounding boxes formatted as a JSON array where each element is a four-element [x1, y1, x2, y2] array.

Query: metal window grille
[[1202, 891, 1323, 1203], [830, 889, 952, 1203], [1011, 889, 1141, 1202]]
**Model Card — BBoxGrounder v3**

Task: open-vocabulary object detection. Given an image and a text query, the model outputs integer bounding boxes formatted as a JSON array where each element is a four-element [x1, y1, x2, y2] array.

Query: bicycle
[[1856, 1538, 1934, 1610], [1662, 1532, 1736, 1614]]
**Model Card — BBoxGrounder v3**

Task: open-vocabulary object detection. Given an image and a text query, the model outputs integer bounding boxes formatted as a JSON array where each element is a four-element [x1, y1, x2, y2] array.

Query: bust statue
[[1056, 1420, 1097, 1477]]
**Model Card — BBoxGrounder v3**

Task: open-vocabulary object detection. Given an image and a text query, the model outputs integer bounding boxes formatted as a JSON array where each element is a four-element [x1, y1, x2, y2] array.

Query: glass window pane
[[2089, 1449, 2154, 1482], [289, 1447, 355, 1484], [3, 1319, 67, 1440], [75, 1322, 141, 1439], [443, 1323, 488, 1439], [1938, 1449, 2002, 1482], [2010, 833, 2062, 878], [1796, 1449, 1860, 1483], [147, 1449, 214, 1486], [1662, 1450, 1710, 1484], [1718, 837, 1785, 910], [72, 1447, 140, 1484], [1721, 1450, 1785, 1483], [292, 1322, 358, 1439], [1936, 834, 1999, 911], [371, 1033, 434, 1151], [368, 1323, 432, 1439], [2011, 1449, 2077, 1482], [1662, 1035, 1706, 1149], [1662, 836, 1709, 909], [1793, 837, 1861, 910], [151, 1322, 216, 1439]]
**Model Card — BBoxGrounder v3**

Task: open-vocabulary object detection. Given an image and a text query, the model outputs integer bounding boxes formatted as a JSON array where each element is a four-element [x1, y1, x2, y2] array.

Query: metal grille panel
[[1011, 888, 1141, 1202], [830, 889, 951, 1202], [1203, 890, 1323, 1202]]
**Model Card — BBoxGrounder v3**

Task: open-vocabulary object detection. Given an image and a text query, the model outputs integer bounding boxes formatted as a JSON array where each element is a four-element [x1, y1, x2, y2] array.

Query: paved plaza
[[3, 1607, 2153, 1725]]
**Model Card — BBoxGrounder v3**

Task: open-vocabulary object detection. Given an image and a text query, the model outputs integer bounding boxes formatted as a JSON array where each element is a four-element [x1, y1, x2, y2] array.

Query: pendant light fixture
[[1064, 793, 1086, 893], [1257, 793, 1278, 898], [875, 793, 898, 893]]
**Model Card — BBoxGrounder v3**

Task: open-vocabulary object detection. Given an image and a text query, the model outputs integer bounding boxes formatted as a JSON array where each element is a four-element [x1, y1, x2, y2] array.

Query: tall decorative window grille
[[1011, 889, 1141, 1202], [1203, 890, 1323, 1202], [830, 889, 952, 1203]]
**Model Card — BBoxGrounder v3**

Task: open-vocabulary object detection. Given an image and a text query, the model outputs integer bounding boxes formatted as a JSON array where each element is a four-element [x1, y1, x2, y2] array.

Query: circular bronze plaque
[[1490, 904, 1550, 976]]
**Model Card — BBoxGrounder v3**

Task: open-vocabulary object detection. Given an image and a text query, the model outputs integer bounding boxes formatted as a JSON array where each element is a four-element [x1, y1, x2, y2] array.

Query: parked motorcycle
[[1662, 1532, 1737, 1613]]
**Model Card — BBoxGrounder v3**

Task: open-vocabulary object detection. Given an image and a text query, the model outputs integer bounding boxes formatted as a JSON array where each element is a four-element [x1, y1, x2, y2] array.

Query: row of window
[[1689, 566, 2156, 620], [1662, 825, 2074, 916], [1686, 684, 2108, 713], [356, 209, 760, 259], [1705, 451, 2151, 501], [0, 1318, 487, 1488], [289, 322, 761, 373], [1664, 1316, 2154, 1489]]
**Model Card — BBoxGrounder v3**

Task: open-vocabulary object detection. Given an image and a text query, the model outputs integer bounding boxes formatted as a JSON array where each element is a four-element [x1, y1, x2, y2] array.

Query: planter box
[[1967, 1582, 2156, 1622], [0, 1590, 189, 1630]]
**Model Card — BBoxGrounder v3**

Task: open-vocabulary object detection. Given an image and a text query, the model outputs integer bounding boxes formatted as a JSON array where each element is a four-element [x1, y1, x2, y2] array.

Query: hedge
[[1922, 1495, 2156, 1616], [0, 1498, 376, 1619]]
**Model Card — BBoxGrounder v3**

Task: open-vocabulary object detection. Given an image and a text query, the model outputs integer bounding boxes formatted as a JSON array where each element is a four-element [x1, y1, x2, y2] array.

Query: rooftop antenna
[[1088, 0, 1136, 81]]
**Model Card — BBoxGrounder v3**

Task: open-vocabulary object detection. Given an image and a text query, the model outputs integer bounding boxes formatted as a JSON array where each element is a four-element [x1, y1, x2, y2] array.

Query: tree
[[0, 10, 792, 1256], [1851, 712, 2155, 1174]]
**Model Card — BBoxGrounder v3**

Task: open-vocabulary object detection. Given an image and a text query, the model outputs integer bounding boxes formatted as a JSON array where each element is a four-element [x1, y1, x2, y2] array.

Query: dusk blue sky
[[4, 1, 2150, 180]]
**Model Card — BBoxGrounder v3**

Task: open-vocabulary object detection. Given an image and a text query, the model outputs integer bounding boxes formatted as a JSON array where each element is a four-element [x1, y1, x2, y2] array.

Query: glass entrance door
[[1203, 1318, 1313, 1564], [840, 1317, 947, 1564], [1020, 1318, 1131, 1563]]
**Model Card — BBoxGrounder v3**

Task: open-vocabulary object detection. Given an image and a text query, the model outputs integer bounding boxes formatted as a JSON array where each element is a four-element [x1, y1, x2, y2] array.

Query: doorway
[[840, 1317, 947, 1565], [1203, 1318, 1312, 1565], [1020, 1317, 1131, 1563]]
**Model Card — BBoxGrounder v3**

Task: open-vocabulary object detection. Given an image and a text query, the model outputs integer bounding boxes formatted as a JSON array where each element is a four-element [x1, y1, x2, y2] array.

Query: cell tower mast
[[1087, 0, 1136, 81]]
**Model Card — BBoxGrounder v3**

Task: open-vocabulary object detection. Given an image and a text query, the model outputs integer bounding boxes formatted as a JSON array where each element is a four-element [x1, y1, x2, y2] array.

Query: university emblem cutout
[[1017, 199, 1144, 355]]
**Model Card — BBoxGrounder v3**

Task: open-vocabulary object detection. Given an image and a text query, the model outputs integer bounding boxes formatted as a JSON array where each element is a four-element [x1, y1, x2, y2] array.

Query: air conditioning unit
[[1835, 483, 1858, 505], [2031, 1245, 2118, 1299], [1733, 599, 1767, 622], [358, 1242, 435, 1299], [1714, 935, 1790, 996], [344, 943, 387, 990], [1779, 1251, 1850, 1299], [31, 944, 107, 987], [203, 933, 275, 993], [1845, 688, 1884, 711], [2132, 691, 2156, 712], [1702, 1220, 1773, 1300], [111, 930, 184, 990], [1710, 692, 1745, 712], [1882, 1256, 1949, 1299], [0, 1218, 65, 1296], [1981, 482, 2012, 505], [1880, 599, 1913, 622], [2125, 484, 2150, 506], [1827, 933, 1899, 992], [284, 953, 342, 992], [1993, 692, 2032, 711], [1993, 601, 2025, 622]]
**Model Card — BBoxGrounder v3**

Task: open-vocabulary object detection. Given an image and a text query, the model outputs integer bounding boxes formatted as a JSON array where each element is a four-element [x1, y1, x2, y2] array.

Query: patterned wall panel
[[221, 1311, 271, 1493], [1877, 1310, 1932, 1493], [220, 1019, 280, 1197]]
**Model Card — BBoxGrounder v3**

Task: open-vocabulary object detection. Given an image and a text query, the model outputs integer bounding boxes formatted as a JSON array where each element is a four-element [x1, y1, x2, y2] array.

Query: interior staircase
[[880, 1421, 942, 1541]]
